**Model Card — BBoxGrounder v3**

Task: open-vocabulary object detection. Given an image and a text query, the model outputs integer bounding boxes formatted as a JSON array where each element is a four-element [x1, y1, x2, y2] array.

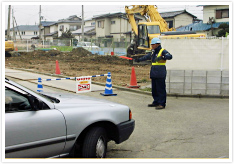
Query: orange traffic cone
[[15, 46, 18, 51], [128, 66, 140, 88], [55, 60, 61, 74]]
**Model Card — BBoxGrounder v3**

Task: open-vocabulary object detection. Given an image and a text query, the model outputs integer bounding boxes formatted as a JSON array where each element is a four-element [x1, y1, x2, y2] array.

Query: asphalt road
[[5, 68, 230, 161]]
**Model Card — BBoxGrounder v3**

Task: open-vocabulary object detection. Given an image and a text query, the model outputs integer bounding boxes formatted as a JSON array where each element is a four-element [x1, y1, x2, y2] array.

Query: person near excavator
[[135, 37, 172, 110]]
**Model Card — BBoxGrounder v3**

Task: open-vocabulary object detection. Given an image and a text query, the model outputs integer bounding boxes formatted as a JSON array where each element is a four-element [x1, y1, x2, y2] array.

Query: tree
[[216, 23, 229, 37], [59, 29, 74, 39]]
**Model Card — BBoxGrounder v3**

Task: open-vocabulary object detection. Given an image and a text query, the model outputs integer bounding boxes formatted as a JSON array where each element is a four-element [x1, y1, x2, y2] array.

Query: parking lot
[[5, 68, 229, 160]]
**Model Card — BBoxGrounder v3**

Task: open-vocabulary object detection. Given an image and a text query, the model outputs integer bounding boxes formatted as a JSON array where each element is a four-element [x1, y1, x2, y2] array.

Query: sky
[[4, 2, 206, 29]]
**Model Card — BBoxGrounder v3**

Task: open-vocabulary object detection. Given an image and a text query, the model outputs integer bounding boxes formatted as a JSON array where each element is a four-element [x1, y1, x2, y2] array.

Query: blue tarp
[[90, 50, 105, 55], [177, 22, 229, 32]]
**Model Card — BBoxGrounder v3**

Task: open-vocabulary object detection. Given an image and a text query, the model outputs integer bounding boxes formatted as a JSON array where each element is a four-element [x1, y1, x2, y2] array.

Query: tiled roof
[[92, 12, 143, 20], [10, 25, 39, 31], [176, 21, 229, 31], [72, 26, 95, 34], [160, 10, 197, 18], [41, 21, 56, 27]]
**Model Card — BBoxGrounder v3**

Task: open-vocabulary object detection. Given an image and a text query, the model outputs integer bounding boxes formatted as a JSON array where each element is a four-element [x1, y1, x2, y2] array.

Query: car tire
[[82, 127, 107, 158]]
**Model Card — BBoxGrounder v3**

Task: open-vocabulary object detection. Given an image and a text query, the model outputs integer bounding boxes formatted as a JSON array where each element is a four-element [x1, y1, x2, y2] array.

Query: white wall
[[10, 31, 38, 40], [50, 24, 57, 33], [161, 38, 229, 71], [175, 14, 193, 28], [58, 23, 70, 37]]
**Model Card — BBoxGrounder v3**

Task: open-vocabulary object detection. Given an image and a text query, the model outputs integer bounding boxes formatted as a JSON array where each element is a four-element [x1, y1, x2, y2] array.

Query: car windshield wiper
[[40, 93, 60, 103]]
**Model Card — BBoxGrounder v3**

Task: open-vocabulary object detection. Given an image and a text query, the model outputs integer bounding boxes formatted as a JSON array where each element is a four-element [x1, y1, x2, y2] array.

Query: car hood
[[41, 92, 126, 109]]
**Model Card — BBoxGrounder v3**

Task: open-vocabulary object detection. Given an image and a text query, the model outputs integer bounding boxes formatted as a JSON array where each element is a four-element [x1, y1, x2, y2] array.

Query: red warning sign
[[78, 84, 90, 91], [76, 76, 91, 93]]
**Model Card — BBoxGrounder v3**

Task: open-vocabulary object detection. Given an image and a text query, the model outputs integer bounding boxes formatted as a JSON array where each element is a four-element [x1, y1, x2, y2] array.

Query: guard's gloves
[[134, 59, 140, 63], [155, 56, 162, 62], [164, 53, 173, 60]]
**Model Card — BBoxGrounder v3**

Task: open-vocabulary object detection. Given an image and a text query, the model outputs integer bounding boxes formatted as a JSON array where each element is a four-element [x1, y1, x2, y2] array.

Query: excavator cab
[[138, 22, 161, 50]]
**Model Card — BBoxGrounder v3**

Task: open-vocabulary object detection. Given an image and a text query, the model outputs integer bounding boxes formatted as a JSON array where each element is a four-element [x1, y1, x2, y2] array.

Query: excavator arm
[[125, 5, 175, 35]]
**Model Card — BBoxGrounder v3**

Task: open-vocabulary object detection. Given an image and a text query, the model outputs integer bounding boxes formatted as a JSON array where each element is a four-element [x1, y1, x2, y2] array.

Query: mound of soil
[[5, 48, 151, 86]]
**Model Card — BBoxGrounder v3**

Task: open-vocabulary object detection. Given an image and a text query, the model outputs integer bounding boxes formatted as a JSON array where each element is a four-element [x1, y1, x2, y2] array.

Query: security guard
[[135, 37, 172, 110]]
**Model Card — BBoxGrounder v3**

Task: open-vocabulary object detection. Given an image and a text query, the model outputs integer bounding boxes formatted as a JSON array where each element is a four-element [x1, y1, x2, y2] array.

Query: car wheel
[[82, 127, 107, 158]]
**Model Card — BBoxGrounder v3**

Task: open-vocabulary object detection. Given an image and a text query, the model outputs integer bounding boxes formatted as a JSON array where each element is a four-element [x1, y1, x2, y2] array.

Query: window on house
[[69, 25, 78, 31], [34, 31, 38, 35], [21, 31, 25, 35], [59, 25, 64, 31], [111, 21, 115, 25], [216, 9, 229, 19], [98, 20, 104, 28], [167, 21, 173, 29], [91, 22, 95, 26]]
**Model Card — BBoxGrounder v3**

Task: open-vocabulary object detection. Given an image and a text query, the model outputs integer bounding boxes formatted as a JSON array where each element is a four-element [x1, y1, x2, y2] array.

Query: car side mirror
[[28, 95, 43, 110]]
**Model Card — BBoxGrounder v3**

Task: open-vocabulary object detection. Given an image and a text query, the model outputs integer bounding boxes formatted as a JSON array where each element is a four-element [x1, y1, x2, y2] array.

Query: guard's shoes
[[156, 105, 165, 110], [148, 104, 158, 107]]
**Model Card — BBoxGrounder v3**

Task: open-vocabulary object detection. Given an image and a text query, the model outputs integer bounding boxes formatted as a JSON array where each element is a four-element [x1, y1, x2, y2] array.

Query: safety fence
[[11, 38, 129, 55], [165, 70, 229, 97], [37, 72, 117, 96], [11, 37, 229, 58]]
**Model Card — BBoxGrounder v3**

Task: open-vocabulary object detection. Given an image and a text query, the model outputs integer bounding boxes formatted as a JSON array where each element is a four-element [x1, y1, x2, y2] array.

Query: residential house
[[71, 18, 96, 41], [8, 25, 39, 40], [91, 12, 145, 47], [41, 21, 56, 41], [176, 5, 229, 36], [41, 15, 82, 41], [161, 10, 198, 29], [57, 15, 82, 37]]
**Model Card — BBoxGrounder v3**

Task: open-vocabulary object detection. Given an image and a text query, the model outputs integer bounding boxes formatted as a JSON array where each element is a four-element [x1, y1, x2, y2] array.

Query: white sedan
[[76, 42, 100, 51], [5, 78, 135, 158]]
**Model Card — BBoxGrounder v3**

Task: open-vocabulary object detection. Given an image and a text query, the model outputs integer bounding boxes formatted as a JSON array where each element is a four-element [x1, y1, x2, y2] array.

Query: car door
[[5, 85, 66, 158]]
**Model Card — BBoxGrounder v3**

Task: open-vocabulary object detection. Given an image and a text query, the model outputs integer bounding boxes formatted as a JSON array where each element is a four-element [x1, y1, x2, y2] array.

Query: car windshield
[[86, 43, 96, 46]]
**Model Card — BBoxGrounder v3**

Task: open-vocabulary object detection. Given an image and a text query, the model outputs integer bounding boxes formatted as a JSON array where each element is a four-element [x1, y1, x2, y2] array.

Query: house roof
[[72, 26, 95, 34], [41, 21, 56, 27], [93, 12, 124, 19], [176, 21, 229, 31], [160, 10, 197, 19], [10, 25, 39, 31], [92, 12, 143, 20], [57, 15, 82, 24]]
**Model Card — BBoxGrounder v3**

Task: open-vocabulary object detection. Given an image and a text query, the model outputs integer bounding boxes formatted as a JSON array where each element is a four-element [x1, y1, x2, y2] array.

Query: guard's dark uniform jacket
[[138, 45, 172, 79], [138, 45, 172, 107]]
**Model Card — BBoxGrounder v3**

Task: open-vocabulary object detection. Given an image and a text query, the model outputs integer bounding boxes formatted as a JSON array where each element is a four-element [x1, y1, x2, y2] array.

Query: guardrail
[[37, 72, 116, 96]]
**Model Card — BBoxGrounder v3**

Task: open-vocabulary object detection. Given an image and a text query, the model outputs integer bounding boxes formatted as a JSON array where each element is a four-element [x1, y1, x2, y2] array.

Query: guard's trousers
[[151, 78, 166, 107]]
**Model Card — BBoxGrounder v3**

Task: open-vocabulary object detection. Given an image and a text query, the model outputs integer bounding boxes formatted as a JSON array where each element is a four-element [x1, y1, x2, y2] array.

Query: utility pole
[[12, 8, 15, 40], [39, 5, 42, 41], [82, 5, 84, 41], [7, 5, 11, 40]]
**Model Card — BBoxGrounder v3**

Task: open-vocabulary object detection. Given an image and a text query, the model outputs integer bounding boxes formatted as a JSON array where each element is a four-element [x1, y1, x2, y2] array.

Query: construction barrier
[[100, 72, 117, 96], [37, 73, 116, 95]]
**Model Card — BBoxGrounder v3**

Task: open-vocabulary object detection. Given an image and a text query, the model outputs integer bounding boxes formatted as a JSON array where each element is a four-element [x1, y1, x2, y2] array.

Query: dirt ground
[[5, 48, 151, 87]]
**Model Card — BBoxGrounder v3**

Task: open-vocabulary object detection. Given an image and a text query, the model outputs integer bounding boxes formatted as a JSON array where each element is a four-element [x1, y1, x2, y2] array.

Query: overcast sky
[[4, 2, 208, 29]]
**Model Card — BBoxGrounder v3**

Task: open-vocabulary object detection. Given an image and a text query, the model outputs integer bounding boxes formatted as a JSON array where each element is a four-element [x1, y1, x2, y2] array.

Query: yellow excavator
[[125, 5, 206, 62], [5, 38, 15, 57]]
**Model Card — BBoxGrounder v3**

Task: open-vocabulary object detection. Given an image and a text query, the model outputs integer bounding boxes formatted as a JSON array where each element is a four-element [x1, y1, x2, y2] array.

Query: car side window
[[5, 87, 32, 113]]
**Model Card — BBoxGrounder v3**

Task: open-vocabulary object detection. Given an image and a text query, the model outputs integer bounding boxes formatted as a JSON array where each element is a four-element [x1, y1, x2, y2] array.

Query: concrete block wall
[[166, 70, 229, 97]]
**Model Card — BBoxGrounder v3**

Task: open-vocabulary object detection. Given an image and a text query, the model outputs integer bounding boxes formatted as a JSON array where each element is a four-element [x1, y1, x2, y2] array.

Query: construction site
[[5, 35, 230, 98], [5, 47, 151, 87], [4, 4, 231, 160]]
